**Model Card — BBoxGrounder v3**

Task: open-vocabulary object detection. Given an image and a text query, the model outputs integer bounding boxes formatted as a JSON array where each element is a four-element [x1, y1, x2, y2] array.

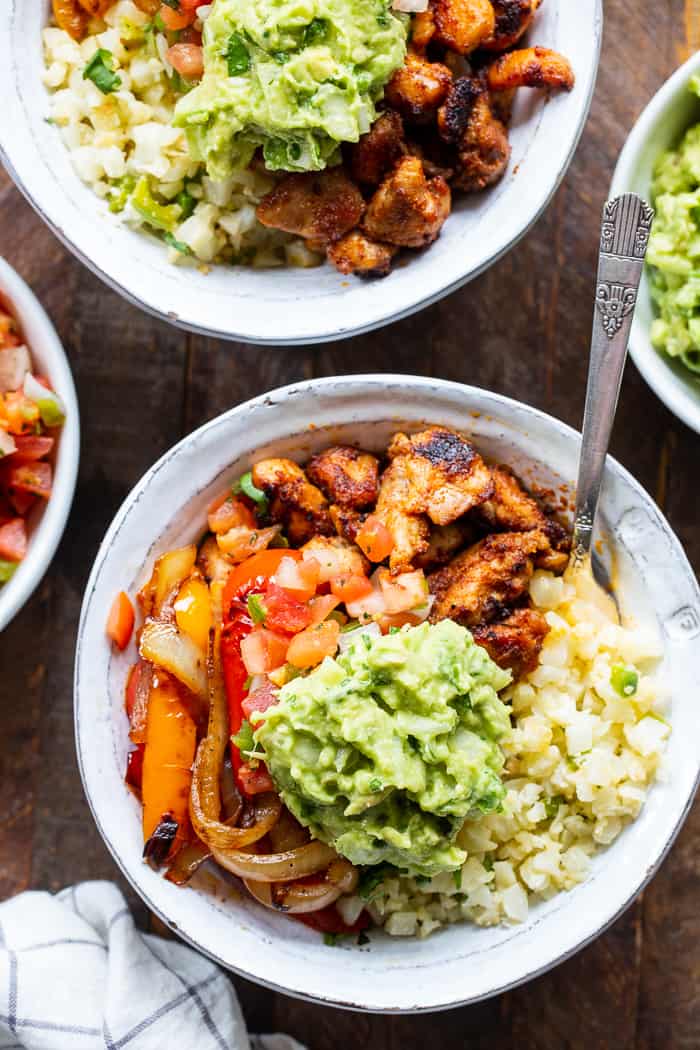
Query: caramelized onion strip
[[211, 839, 336, 883], [244, 858, 358, 914]]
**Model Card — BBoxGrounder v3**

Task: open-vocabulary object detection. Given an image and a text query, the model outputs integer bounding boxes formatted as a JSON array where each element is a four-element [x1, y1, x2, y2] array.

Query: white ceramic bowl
[[75, 375, 700, 1013], [0, 257, 79, 632], [1, 2, 601, 346], [611, 51, 700, 435]]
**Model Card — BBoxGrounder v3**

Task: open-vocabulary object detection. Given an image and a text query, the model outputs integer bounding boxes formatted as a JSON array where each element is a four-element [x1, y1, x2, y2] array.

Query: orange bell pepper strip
[[141, 674, 197, 864]]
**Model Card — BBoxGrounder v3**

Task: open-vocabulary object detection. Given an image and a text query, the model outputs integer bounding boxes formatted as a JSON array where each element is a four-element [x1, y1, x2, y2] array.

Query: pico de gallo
[[0, 295, 67, 586]]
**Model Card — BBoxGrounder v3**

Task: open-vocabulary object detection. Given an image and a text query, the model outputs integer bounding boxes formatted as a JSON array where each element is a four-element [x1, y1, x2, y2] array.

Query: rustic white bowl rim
[[0, 257, 80, 632], [1, 1, 601, 345], [611, 50, 700, 435], [74, 374, 700, 1013]]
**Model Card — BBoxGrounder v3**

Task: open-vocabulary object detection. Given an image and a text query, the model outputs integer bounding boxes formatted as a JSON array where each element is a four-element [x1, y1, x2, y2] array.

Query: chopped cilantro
[[163, 231, 192, 255], [226, 32, 251, 76], [247, 593, 267, 625], [368, 777, 382, 793], [232, 720, 255, 753], [543, 794, 565, 821], [452, 869, 462, 890], [323, 933, 340, 947], [233, 471, 268, 513], [83, 49, 122, 94], [362, 633, 372, 650], [303, 17, 328, 45]]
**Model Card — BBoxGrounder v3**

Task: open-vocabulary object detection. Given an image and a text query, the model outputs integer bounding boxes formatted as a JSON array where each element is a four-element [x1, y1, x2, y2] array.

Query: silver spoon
[[566, 193, 655, 620]]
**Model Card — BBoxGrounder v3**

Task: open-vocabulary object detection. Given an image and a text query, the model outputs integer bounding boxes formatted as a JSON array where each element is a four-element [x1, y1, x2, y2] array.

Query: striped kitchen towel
[[0, 881, 306, 1050]]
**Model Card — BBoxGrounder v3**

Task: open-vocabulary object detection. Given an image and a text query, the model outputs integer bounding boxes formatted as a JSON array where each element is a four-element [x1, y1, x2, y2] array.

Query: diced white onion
[[196, 4, 212, 19], [23, 372, 66, 420], [410, 594, 435, 623], [336, 893, 366, 927], [0, 430, 17, 457], [0, 345, 31, 393], [338, 622, 382, 654], [392, 0, 428, 11]]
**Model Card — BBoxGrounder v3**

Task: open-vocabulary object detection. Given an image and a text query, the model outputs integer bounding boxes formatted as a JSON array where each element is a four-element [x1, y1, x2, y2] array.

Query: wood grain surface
[[1, 1, 699, 1046]]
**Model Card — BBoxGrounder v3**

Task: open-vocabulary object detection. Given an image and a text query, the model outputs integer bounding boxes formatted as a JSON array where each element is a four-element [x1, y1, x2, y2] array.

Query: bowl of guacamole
[[174, 0, 407, 176], [254, 620, 512, 879], [611, 52, 700, 435]]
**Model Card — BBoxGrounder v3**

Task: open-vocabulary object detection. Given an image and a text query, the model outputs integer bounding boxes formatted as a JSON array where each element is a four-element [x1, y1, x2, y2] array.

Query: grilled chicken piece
[[350, 111, 405, 185], [472, 607, 549, 678], [478, 466, 570, 570], [251, 458, 334, 545], [301, 535, 370, 578], [439, 78, 511, 192], [327, 232, 398, 278], [486, 47, 575, 93], [481, 0, 543, 51], [385, 52, 453, 123], [387, 427, 493, 526], [411, 8, 436, 50], [429, 529, 551, 625], [307, 445, 380, 508], [329, 504, 366, 543], [431, 0, 495, 54], [197, 535, 233, 586], [375, 457, 431, 573], [363, 157, 451, 249], [415, 520, 478, 571], [256, 169, 364, 248]]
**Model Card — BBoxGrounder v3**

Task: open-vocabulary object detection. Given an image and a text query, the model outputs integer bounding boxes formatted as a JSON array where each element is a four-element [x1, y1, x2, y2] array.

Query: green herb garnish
[[234, 471, 269, 514], [226, 32, 251, 76], [368, 777, 382, 793], [303, 17, 328, 45], [357, 865, 390, 902], [611, 663, 639, 697], [247, 593, 267, 625], [83, 49, 122, 94], [232, 720, 255, 753], [323, 933, 339, 947], [452, 869, 462, 890], [163, 231, 192, 255], [543, 794, 565, 821]]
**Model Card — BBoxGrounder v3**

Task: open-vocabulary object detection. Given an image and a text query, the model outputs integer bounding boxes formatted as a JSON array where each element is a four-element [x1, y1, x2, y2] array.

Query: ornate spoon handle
[[571, 193, 654, 564]]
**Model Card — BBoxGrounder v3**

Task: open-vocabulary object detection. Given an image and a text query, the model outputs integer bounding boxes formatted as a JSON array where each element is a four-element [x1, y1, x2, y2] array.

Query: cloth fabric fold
[[0, 881, 305, 1050]]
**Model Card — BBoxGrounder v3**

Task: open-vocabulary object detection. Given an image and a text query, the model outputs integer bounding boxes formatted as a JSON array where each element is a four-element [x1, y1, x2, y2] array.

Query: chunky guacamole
[[647, 75, 700, 374], [174, 0, 407, 177], [253, 621, 512, 877]]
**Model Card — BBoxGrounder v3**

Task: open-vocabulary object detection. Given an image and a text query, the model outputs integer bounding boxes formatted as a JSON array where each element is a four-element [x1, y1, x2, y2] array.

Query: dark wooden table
[[2, 1, 699, 1045]]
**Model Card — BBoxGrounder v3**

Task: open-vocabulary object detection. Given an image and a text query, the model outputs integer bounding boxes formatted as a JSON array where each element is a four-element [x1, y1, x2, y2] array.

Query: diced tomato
[[3, 461, 52, 499], [377, 568, 428, 614], [107, 591, 135, 650], [222, 548, 302, 618], [287, 619, 340, 669], [125, 744, 145, 796], [296, 905, 372, 935], [159, 3, 196, 30], [221, 621, 252, 777], [240, 627, 290, 675], [179, 24, 202, 44], [11, 435, 54, 463], [238, 762, 275, 796], [208, 495, 255, 534], [356, 515, 394, 562], [8, 489, 36, 517], [330, 573, 373, 604], [0, 517, 27, 562], [263, 582, 313, 634], [241, 680, 279, 719], [272, 555, 320, 601], [345, 583, 387, 621], [307, 593, 340, 626], [166, 42, 204, 78]]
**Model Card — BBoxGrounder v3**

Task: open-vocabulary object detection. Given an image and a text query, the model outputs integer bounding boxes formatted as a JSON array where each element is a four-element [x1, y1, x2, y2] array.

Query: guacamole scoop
[[174, 0, 407, 177], [647, 75, 700, 374], [253, 621, 512, 878]]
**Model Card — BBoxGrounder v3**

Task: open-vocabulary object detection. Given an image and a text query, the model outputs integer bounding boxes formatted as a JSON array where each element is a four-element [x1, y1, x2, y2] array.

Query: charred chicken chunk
[[307, 445, 380, 508], [472, 607, 549, 678], [363, 157, 451, 249], [387, 427, 493, 526], [349, 111, 406, 185], [486, 47, 575, 93], [431, 0, 495, 54], [411, 8, 436, 50], [300, 534, 370, 579], [329, 504, 365, 544], [429, 529, 551, 625], [439, 79, 511, 192], [415, 520, 478, 571], [327, 232, 398, 278], [478, 465, 570, 570], [256, 168, 364, 248], [374, 457, 431, 573], [251, 458, 334, 545], [481, 0, 543, 50], [385, 52, 453, 123]]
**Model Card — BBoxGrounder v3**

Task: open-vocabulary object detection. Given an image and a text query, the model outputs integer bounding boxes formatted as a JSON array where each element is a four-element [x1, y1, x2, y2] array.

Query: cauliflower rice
[[336, 569, 670, 937], [42, 2, 319, 268]]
